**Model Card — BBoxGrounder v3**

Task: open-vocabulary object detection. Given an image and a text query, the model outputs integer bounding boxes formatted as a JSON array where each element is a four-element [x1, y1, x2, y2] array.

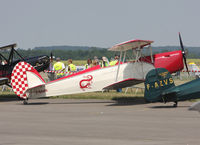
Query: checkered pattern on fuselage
[[11, 62, 33, 99]]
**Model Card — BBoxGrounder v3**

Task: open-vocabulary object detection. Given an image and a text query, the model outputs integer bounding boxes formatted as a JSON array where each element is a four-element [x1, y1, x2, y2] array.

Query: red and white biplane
[[10, 38, 186, 104]]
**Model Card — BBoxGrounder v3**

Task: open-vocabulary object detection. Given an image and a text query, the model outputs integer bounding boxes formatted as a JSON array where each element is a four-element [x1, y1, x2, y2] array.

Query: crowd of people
[[47, 55, 120, 81], [85, 55, 120, 69]]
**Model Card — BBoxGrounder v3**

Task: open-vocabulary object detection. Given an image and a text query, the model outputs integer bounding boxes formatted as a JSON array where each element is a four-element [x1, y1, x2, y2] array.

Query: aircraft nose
[[38, 56, 50, 63]]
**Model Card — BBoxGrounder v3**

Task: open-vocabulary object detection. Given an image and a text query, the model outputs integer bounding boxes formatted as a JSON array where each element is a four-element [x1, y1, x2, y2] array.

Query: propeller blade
[[183, 55, 189, 74], [179, 32, 184, 52], [179, 32, 189, 75]]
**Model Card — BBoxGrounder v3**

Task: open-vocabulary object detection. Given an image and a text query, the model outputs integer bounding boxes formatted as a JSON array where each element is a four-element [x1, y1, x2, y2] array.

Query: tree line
[[17, 48, 116, 60], [14, 45, 200, 60]]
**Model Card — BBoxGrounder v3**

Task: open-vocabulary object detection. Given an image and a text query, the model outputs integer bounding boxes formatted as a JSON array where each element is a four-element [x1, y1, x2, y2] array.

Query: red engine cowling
[[140, 50, 184, 74], [153, 50, 184, 73]]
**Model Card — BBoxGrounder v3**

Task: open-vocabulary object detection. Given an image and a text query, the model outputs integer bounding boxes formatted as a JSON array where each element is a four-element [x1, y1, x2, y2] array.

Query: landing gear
[[23, 98, 29, 105], [173, 101, 178, 107]]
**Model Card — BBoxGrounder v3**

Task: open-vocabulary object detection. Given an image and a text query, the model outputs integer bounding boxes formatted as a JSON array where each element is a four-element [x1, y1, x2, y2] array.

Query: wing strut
[[115, 50, 122, 82]]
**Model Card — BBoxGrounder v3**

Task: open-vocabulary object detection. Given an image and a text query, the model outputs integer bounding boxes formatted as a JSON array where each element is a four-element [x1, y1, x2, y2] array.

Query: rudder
[[11, 61, 45, 99], [144, 68, 175, 102]]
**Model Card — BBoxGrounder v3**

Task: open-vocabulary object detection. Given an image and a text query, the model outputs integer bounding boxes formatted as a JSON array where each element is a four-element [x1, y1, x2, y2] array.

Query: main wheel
[[23, 99, 28, 105], [173, 101, 178, 107]]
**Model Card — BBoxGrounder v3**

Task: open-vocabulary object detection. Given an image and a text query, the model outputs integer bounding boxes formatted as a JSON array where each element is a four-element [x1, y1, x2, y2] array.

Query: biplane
[[0, 43, 49, 87], [10, 36, 186, 104]]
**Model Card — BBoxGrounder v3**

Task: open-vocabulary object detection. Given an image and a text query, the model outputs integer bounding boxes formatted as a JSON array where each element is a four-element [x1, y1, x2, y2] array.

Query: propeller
[[50, 52, 55, 60], [179, 32, 189, 75]]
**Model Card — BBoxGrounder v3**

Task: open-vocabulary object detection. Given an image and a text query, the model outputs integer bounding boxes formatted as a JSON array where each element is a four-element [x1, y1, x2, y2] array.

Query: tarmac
[[0, 98, 199, 145]]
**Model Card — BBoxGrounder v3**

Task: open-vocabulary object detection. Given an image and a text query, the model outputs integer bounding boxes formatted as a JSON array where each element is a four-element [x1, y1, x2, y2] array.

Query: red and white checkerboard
[[11, 62, 33, 99]]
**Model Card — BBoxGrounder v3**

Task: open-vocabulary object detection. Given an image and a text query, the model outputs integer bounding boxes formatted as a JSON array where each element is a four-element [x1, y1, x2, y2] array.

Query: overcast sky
[[0, 0, 200, 49]]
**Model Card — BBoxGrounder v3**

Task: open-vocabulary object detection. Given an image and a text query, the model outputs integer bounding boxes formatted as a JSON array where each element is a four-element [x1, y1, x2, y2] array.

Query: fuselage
[[27, 61, 155, 98]]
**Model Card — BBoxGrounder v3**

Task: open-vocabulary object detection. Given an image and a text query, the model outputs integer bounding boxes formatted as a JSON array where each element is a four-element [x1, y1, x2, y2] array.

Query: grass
[[187, 59, 200, 65], [61, 60, 86, 66], [51, 89, 144, 100], [0, 87, 144, 101], [59, 59, 200, 67]]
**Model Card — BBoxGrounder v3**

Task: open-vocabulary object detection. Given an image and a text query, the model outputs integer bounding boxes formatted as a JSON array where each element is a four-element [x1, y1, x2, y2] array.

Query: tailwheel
[[173, 101, 178, 107], [23, 98, 29, 105]]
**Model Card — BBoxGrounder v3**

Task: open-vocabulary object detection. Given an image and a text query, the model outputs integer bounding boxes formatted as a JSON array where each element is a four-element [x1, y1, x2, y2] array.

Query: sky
[[0, 0, 200, 49]]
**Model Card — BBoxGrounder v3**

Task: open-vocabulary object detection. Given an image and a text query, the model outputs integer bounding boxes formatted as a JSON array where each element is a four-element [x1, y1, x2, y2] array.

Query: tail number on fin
[[146, 78, 174, 91], [79, 75, 93, 91]]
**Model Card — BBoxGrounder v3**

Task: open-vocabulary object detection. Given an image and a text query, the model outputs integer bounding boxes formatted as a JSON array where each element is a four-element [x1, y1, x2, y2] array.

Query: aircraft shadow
[[149, 105, 190, 109], [0, 94, 20, 102], [108, 96, 147, 106], [19, 97, 114, 105], [25, 101, 113, 105], [49, 101, 114, 105], [24, 102, 49, 105]]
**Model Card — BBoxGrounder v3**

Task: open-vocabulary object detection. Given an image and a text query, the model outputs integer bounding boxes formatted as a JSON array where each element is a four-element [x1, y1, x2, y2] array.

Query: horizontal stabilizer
[[161, 87, 179, 96]]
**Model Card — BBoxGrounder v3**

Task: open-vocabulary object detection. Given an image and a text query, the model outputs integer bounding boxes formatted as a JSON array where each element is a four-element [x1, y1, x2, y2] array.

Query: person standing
[[53, 57, 65, 79], [101, 56, 109, 67], [94, 56, 100, 65], [47, 57, 55, 81], [85, 58, 92, 69], [110, 55, 119, 66], [67, 59, 76, 74]]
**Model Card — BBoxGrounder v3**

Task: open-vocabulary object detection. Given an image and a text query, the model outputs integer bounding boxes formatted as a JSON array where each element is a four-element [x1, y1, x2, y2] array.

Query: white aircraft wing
[[108, 39, 154, 51]]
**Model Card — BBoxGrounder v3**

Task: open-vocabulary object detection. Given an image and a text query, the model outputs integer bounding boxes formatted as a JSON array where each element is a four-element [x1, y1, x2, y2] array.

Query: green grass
[[62, 59, 200, 66], [52, 60, 86, 66], [61, 60, 86, 66], [59, 59, 200, 66], [0, 88, 144, 101], [187, 59, 200, 65], [50, 89, 144, 100]]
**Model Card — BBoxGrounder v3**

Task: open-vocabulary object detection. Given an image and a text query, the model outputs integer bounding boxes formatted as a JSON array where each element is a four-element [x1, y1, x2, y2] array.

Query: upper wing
[[0, 43, 17, 50], [108, 40, 154, 52]]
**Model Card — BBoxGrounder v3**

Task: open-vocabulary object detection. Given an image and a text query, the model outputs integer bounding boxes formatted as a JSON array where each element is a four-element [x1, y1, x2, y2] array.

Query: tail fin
[[11, 61, 45, 99], [144, 68, 175, 102]]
